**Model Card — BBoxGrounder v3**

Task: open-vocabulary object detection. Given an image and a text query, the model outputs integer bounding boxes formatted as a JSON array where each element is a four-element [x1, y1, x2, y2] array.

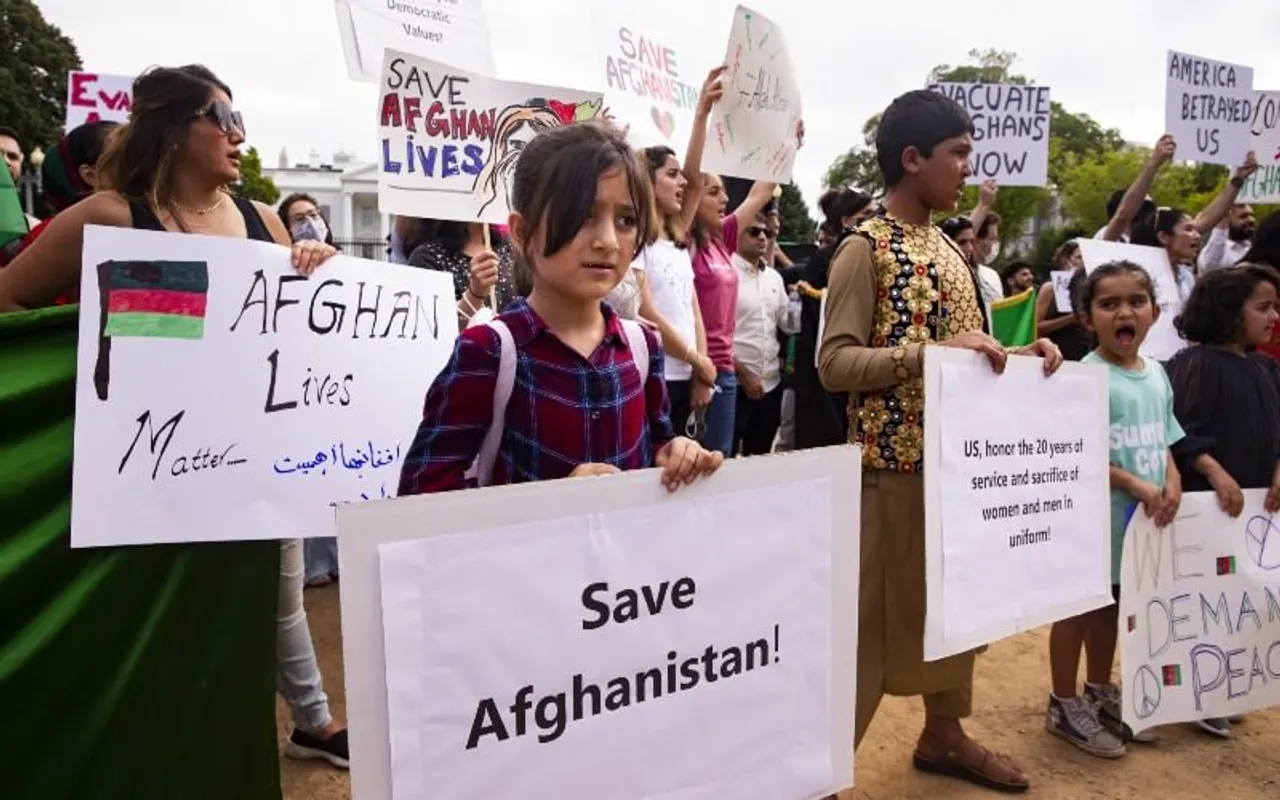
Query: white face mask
[[984, 241, 1001, 264], [291, 216, 328, 243]]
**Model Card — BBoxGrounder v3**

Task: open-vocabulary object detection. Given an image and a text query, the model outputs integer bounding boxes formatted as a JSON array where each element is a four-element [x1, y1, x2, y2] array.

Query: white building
[[263, 148, 390, 261]]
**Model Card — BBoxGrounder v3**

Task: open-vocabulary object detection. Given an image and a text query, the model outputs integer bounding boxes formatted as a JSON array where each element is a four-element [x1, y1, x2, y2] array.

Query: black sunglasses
[[746, 226, 775, 239], [197, 101, 245, 137]]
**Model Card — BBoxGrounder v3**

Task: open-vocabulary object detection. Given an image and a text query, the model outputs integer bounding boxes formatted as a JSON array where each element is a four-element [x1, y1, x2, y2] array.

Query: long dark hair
[[1175, 264, 1280, 346], [96, 65, 231, 217], [277, 192, 336, 247], [1243, 211, 1280, 268], [641, 145, 686, 247], [399, 217, 504, 258], [42, 120, 118, 212], [818, 187, 872, 240]]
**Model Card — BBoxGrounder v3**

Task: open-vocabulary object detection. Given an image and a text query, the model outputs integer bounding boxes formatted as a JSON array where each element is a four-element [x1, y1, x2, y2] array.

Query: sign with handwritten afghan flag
[[701, 5, 802, 183], [70, 225, 458, 548], [376, 48, 604, 225]]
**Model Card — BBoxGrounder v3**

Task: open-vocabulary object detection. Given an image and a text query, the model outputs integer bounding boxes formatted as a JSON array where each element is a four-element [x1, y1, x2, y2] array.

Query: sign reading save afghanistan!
[[70, 225, 458, 548]]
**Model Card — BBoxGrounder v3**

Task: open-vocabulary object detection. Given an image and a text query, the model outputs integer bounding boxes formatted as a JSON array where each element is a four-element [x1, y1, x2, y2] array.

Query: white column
[[342, 191, 355, 240]]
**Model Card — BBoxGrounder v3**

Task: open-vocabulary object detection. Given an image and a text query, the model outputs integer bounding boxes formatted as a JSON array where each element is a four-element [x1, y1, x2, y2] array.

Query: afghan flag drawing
[[991, 287, 1037, 348], [94, 260, 209, 401]]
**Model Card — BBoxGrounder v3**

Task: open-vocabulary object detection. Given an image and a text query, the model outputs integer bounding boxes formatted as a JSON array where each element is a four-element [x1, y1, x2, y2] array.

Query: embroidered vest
[[849, 214, 985, 473]]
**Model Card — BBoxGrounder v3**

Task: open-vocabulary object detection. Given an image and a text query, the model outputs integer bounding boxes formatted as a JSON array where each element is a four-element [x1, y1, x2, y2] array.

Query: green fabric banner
[[991, 288, 1038, 348], [0, 305, 282, 799]]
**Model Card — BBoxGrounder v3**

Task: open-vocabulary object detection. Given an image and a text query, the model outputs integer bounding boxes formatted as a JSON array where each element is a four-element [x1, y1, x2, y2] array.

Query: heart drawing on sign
[[651, 107, 677, 139]]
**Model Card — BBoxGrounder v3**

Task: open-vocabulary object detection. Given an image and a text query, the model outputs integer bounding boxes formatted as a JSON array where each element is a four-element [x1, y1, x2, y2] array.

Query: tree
[[231, 147, 280, 205], [823, 115, 882, 194], [0, 0, 82, 153], [776, 183, 816, 243]]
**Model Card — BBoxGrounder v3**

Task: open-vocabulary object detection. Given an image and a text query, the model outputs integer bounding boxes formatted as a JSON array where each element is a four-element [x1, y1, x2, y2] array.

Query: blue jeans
[[699, 371, 737, 456], [278, 539, 332, 732], [305, 536, 339, 583]]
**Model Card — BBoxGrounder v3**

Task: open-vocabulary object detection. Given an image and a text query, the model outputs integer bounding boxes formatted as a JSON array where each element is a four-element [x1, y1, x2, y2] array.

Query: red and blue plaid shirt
[[398, 298, 674, 495]]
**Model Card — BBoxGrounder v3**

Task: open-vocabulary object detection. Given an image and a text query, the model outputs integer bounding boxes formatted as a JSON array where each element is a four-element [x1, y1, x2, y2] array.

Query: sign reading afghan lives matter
[[65, 72, 133, 130], [336, 450, 861, 800], [69, 226, 458, 548], [1121, 491, 1280, 735], [377, 49, 604, 225], [1164, 50, 1255, 167], [333, 0, 493, 83], [1076, 238, 1185, 362], [701, 5, 801, 183], [1240, 90, 1280, 204], [594, 8, 705, 149], [923, 348, 1111, 661], [926, 83, 1051, 186]]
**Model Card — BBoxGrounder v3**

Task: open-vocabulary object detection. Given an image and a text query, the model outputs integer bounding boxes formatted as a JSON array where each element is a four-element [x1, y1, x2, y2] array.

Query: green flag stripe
[[104, 312, 204, 340]]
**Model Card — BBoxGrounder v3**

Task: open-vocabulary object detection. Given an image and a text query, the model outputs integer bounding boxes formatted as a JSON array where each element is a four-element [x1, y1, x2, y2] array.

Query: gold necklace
[[171, 192, 226, 216]]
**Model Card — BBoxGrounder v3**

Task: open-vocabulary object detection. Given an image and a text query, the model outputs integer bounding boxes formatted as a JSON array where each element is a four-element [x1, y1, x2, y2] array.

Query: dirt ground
[[280, 584, 1280, 799]]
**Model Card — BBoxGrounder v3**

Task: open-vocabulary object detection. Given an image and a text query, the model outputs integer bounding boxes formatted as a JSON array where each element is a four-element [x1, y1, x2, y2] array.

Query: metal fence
[[333, 239, 390, 261]]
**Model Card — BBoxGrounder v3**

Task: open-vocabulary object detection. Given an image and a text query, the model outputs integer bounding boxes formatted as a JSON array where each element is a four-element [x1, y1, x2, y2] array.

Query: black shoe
[[285, 727, 350, 769]]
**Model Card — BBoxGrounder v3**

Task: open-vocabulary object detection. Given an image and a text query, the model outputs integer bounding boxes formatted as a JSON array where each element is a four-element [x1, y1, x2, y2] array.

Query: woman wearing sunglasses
[[0, 64, 347, 788], [0, 64, 334, 309]]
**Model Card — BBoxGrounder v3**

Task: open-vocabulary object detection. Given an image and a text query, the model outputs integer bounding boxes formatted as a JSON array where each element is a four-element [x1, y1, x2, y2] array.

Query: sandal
[[913, 744, 1029, 794]]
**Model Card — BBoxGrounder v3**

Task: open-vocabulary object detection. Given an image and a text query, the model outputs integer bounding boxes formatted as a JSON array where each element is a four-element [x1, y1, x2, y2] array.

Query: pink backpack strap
[[463, 320, 516, 488], [620, 319, 649, 386]]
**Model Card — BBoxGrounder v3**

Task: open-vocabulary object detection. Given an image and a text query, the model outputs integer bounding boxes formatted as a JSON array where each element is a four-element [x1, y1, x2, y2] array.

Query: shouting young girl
[[1045, 260, 1184, 758], [1165, 263, 1280, 738], [398, 122, 722, 496]]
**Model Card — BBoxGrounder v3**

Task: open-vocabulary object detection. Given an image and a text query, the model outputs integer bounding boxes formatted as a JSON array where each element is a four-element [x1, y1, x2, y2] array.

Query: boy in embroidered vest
[[819, 90, 1062, 794]]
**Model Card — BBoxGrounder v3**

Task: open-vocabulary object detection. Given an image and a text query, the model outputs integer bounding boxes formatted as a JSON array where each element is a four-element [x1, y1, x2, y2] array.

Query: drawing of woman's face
[[475, 106, 558, 218]]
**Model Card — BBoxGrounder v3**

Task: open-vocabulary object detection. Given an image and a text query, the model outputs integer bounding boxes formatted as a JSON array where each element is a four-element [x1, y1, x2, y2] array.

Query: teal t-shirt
[[1083, 351, 1186, 583]]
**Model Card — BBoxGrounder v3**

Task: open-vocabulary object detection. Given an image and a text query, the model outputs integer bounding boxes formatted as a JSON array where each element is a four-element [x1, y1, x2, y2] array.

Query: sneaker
[[1084, 683, 1158, 744], [1195, 717, 1232, 739], [1045, 694, 1126, 758], [285, 727, 350, 769]]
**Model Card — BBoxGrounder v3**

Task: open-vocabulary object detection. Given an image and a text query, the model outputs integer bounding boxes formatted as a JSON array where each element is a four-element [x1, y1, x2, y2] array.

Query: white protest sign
[[1240, 90, 1280, 204], [593, 9, 706, 149], [377, 49, 604, 225], [333, 0, 492, 83], [70, 226, 458, 548], [701, 5, 801, 183], [65, 72, 133, 130], [1076, 239, 1185, 361], [923, 348, 1110, 661], [1164, 50, 1254, 167], [1050, 269, 1074, 314], [1121, 490, 1280, 735], [927, 83, 1051, 186], [337, 448, 861, 800]]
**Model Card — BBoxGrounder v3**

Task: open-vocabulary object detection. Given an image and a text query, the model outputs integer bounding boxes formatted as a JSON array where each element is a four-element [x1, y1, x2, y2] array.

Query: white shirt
[[732, 253, 788, 394], [1094, 226, 1130, 243], [636, 239, 697, 381], [974, 264, 1003, 331], [1196, 226, 1251, 272]]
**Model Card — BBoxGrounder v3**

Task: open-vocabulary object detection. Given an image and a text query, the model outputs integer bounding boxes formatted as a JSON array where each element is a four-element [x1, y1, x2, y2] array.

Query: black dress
[[128, 195, 273, 242], [1043, 271, 1091, 362], [792, 230, 853, 450], [1167, 346, 1280, 491]]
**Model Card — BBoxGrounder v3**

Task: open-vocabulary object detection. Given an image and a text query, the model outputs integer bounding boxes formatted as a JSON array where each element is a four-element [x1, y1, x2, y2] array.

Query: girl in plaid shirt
[[399, 122, 722, 496]]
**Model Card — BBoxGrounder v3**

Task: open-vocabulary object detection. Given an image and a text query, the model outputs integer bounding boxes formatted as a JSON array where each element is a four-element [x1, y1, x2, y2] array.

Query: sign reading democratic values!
[[333, 0, 493, 82], [70, 226, 458, 548], [377, 49, 604, 225], [336, 449, 861, 800], [1164, 50, 1255, 167], [594, 8, 706, 149], [1121, 491, 1280, 735], [1240, 90, 1280, 204], [923, 348, 1111, 660], [65, 72, 133, 130], [926, 83, 1051, 186], [702, 5, 802, 183]]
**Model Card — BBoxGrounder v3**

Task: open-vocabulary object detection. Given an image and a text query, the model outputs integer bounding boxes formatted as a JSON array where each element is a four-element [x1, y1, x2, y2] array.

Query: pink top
[[690, 213, 740, 371]]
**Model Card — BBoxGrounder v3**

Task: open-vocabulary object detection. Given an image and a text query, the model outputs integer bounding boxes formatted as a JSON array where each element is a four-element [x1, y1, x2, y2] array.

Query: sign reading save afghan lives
[[377, 49, 604, 225], [337, 449, 861, 800], [70, 225, 458, 548], [1122, 491, 1280, 734]]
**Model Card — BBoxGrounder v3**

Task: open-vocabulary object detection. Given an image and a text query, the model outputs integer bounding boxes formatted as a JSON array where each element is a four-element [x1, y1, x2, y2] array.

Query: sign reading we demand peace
[[927, 82, 1051, 186], [337, 450, 860, 800]]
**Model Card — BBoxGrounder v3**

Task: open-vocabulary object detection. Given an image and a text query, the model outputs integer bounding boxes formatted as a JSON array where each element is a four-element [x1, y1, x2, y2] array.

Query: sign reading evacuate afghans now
[[926, 82, 1051, 186], [69, 226, 458, 548], [1164, 50, 1255, 167]]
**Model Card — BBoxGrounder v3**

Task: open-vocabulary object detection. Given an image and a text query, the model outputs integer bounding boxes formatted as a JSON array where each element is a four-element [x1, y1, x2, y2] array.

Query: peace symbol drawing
[[1244, 515, 1280, 571], [1132, 664, 1162, 720]]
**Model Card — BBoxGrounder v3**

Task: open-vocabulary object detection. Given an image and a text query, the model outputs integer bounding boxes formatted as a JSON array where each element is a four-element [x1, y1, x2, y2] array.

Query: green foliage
[[777, 183, 817, 243], [1027, 224, 1087, 275], [230, 147, 280, 205], [0, 0, 82, 153], [823, 114, 882, 194]]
